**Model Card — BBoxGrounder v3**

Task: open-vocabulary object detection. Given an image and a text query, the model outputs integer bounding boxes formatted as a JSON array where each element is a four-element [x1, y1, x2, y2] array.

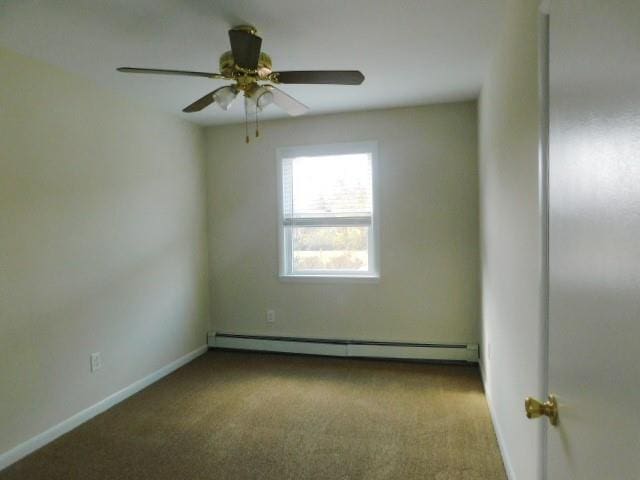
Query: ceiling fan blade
[[117, 67, 224, 79], [183, 86, 236, 113], [183, 91, 217, 113], [264, 85, 309, 116], [272, 70, 365, 85], [228, 28, 262, 70]]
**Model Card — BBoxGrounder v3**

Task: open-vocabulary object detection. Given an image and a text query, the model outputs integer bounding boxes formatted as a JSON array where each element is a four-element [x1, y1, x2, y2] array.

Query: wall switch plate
[[90, 352, 102, 372], [266, 310, 276, 323]]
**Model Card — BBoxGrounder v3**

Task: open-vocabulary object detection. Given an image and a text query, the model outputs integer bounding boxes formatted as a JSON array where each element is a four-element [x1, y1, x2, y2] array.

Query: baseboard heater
[[208, 332, 479, 363]]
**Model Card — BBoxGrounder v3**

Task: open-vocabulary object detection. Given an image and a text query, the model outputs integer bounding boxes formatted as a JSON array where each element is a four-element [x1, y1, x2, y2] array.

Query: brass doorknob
[[524, 394, 559, 426]]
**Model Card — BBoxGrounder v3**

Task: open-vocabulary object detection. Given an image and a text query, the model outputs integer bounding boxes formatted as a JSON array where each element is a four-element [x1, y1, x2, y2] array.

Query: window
[[277, 142, 379, 279]]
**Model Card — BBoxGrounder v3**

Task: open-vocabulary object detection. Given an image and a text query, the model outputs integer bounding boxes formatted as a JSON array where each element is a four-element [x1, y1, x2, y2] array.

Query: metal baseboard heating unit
[[208, 333, 479, 363]]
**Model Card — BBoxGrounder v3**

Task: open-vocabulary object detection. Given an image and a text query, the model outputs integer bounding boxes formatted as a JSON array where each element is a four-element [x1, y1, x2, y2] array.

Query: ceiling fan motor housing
[[219, 51, 273, 83]]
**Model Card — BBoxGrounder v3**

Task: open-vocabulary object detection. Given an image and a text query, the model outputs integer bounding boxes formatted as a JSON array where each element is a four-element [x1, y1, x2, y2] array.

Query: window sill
[[279, 274, 380, 284]]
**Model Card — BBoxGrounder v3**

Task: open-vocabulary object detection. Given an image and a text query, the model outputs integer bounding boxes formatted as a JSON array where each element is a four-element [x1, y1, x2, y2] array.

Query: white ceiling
[[0, 0, 503, 126]]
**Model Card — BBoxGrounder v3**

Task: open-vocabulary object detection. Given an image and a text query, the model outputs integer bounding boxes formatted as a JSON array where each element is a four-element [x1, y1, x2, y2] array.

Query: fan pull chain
[[255, 106, 260, 138], [244, 96, 250, 144]]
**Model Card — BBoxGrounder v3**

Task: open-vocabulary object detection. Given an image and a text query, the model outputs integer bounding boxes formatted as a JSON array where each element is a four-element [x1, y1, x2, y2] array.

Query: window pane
[[283, 154, 372, 219], [291, 226, 369, 272]]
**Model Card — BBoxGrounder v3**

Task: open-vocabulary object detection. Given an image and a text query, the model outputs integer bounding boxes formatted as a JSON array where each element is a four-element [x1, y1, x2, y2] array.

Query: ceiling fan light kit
[[117, 25, 365, 143]]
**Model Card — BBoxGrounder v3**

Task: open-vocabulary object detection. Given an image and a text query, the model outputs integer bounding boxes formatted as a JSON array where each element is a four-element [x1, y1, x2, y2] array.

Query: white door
[[547, 0, 640, 478]]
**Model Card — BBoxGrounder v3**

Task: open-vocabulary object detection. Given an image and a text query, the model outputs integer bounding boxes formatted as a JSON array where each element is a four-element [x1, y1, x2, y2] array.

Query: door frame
[[537, 3, 551, 480]]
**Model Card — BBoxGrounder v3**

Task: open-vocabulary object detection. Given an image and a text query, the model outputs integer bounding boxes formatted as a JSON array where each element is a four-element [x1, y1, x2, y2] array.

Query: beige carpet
[[1, 350, 506, 480]]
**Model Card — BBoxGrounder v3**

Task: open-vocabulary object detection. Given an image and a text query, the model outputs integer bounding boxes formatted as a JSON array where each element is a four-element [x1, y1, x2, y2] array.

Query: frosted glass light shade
[[246, 85, 273, 111], [256, 90, 273, 110], [213, 87, 238, 110]]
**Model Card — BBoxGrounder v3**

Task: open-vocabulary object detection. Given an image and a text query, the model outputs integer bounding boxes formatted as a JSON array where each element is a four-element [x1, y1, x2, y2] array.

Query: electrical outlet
[[266, 309, 276, 323], [90, 352, 102, 372]]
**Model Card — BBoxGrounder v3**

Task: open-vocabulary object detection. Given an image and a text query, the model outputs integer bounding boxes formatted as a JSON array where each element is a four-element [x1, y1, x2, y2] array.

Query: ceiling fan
[[117, 25, 365, 142]]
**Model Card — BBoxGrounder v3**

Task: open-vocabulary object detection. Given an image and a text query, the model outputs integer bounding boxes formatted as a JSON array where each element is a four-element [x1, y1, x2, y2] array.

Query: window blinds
[[281, 153, 373, 226]]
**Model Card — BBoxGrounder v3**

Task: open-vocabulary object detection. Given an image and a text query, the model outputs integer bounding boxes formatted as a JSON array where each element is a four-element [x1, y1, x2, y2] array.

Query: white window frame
[[276, 141, 380, 282]]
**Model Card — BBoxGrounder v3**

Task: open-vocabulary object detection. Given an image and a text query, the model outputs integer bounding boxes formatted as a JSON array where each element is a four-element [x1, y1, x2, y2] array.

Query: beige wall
[[0, 48, 210, 454], [478, 1, 543, 478], [205, 103, 479, 343]]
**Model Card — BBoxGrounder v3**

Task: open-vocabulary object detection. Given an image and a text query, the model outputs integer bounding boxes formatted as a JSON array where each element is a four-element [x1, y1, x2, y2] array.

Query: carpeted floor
[[1, 350, 506, 480]]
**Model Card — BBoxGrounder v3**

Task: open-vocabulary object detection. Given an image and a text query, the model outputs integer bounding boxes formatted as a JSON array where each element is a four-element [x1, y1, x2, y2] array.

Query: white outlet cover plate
[[90, 353, 102, 372]]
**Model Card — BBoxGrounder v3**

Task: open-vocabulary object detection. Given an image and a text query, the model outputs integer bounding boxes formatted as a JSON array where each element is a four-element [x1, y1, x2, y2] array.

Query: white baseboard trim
[[209, 332, 479, 363], [0, 344, 208, 472], [479, 360, 516, 480]]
